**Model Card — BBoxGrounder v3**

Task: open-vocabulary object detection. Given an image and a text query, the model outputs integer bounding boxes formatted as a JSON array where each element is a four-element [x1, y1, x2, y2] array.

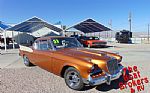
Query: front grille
[[92, 42, 107, 45], [107, 58, 119, 74]]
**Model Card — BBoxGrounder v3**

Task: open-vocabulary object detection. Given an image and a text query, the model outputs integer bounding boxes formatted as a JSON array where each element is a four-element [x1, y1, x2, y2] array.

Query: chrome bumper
[[83, 65, 124, 86]]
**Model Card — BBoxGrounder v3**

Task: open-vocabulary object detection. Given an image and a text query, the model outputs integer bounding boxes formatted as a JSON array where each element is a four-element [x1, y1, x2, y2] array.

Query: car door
[[32, 39, 53, 72]]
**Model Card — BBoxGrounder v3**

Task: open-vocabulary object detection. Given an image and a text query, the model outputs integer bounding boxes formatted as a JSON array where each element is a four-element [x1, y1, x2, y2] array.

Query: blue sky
[[0, 0, 150, 32]]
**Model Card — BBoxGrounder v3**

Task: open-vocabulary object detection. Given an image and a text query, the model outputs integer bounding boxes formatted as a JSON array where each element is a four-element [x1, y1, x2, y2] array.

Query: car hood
[[55, 48, 121, 73], [56, 48, 112, 64]]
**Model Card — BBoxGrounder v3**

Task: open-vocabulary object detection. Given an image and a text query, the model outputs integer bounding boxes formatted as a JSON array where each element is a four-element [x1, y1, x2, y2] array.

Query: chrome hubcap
[[66, 71, 80, 87]]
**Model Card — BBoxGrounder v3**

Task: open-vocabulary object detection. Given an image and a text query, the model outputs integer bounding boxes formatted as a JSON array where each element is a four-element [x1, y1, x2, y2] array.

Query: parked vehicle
[[77, 36, 107, 48], [115, 30, 132, 43], [19, 36, 125, 90]]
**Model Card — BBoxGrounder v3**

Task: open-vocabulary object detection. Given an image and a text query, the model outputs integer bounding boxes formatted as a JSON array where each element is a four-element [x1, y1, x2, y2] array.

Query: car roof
[[35, 36, 74, 41]]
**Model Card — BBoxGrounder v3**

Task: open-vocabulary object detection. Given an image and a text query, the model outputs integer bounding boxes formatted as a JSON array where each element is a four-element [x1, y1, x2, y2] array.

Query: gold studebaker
[[19, 36, 125, 90]]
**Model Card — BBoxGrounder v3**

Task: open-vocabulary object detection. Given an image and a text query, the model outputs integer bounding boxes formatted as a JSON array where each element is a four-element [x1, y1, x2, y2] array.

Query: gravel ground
[[0, 44, 150, 93], [0, 67, 131, 93]]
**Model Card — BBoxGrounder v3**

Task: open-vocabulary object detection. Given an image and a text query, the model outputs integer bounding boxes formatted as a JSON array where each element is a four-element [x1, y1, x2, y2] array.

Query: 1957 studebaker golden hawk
[[19, 36, 125, 90]]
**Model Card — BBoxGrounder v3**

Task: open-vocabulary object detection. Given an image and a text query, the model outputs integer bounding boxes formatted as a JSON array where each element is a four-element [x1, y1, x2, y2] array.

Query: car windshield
[[51, 37, 83, 50], [80, 36, 99, 40]]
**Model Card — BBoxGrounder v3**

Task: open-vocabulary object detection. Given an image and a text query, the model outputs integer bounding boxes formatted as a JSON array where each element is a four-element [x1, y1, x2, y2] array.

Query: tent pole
[[4, 29, 7, 51], [18, 31, 20, 44], [99, 32, 100, 39], [12, 30, 15, 49]]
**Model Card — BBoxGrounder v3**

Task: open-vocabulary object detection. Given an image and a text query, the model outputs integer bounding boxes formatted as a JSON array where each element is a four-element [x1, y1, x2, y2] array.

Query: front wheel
[[64, 67, 84, 90]]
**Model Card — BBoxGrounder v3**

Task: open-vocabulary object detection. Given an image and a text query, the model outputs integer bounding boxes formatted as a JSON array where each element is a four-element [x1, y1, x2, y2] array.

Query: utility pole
[[148, 24, 150, 43], [128, 12, 132, 40], [129, 12, 132, 32], [108, 20, 112, 38]]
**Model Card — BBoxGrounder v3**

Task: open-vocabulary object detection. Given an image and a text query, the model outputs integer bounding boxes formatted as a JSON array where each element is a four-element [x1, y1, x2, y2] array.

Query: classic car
[[77, 36, 107, 48], [19, 36, 125, 90]]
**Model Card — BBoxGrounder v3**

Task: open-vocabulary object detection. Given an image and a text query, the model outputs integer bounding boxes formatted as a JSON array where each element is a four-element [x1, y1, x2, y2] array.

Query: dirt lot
[[0, 43, 150, 93]]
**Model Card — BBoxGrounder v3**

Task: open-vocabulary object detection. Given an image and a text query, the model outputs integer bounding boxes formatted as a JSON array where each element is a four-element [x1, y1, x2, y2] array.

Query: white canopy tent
[[6, 16, 63, 49], [0, 17, 63, 51]]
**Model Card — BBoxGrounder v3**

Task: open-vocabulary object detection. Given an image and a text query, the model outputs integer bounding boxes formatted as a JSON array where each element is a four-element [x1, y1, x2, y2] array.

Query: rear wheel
[[64, 67, 84, 90], [23, 55, 33, 66]]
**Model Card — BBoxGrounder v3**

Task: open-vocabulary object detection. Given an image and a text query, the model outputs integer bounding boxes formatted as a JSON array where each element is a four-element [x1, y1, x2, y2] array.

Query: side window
[[39, 40, 49, 50], [39, 40, 53, 50], [33, 40, 53, 50], [33, 41, 40, 50]]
